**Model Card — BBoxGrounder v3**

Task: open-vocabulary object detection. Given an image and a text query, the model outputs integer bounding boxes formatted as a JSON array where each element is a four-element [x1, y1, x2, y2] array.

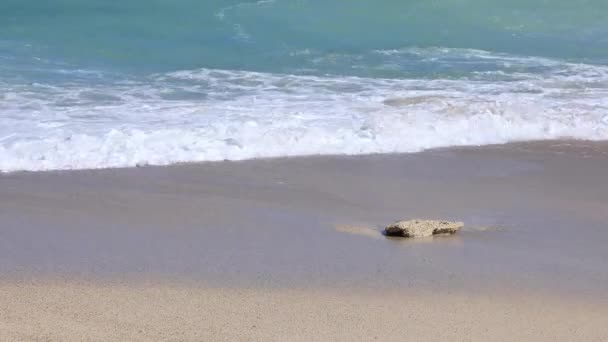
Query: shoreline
[[4, 139, 608, 175]]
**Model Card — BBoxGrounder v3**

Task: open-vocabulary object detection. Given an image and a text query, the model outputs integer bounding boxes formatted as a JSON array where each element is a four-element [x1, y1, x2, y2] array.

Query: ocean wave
[[1, 50, 607, 172]]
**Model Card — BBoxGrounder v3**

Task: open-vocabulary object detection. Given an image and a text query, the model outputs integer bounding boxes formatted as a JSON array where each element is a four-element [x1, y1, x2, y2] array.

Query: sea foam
[[1, 52, 607, 172]]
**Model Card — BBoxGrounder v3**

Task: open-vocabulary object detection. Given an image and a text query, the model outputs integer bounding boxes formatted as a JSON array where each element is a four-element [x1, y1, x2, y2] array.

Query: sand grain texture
[[1, 282, 608, 342]]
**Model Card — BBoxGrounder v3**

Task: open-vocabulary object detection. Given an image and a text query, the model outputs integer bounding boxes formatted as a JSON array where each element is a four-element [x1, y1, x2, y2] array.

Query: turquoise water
[[2, 0, 608, 74], [1, 1, 608, 171]]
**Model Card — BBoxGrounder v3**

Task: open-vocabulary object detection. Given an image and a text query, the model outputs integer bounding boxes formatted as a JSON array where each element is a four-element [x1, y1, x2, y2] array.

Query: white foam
[[1, 54, 608, 172]]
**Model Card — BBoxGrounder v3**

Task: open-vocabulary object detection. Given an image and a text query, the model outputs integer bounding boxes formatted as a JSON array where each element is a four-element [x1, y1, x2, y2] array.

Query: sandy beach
[[2, 280, 608, 342], [3, 1, 608, 339], [2, 140, 608, 341]]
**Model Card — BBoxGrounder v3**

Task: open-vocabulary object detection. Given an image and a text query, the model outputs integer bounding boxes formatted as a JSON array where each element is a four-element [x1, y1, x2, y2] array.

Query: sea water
[[1, 0, 607, 171]]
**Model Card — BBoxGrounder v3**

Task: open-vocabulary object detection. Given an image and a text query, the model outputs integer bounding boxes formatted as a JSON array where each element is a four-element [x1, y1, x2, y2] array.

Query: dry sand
[[2, 140, 608, 341], [1, 280, 607, 342]]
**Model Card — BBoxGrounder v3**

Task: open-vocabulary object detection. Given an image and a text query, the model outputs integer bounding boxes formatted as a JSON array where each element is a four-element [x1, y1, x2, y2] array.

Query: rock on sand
[[384, 219, 463, 238]]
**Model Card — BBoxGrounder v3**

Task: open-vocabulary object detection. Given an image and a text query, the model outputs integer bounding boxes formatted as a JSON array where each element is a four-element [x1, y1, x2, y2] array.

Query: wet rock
[[384, 219, 463, 238]]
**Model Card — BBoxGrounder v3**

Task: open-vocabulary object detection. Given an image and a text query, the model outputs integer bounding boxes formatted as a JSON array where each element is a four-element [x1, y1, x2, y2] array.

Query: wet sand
[[1, 140, 608, 340]]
